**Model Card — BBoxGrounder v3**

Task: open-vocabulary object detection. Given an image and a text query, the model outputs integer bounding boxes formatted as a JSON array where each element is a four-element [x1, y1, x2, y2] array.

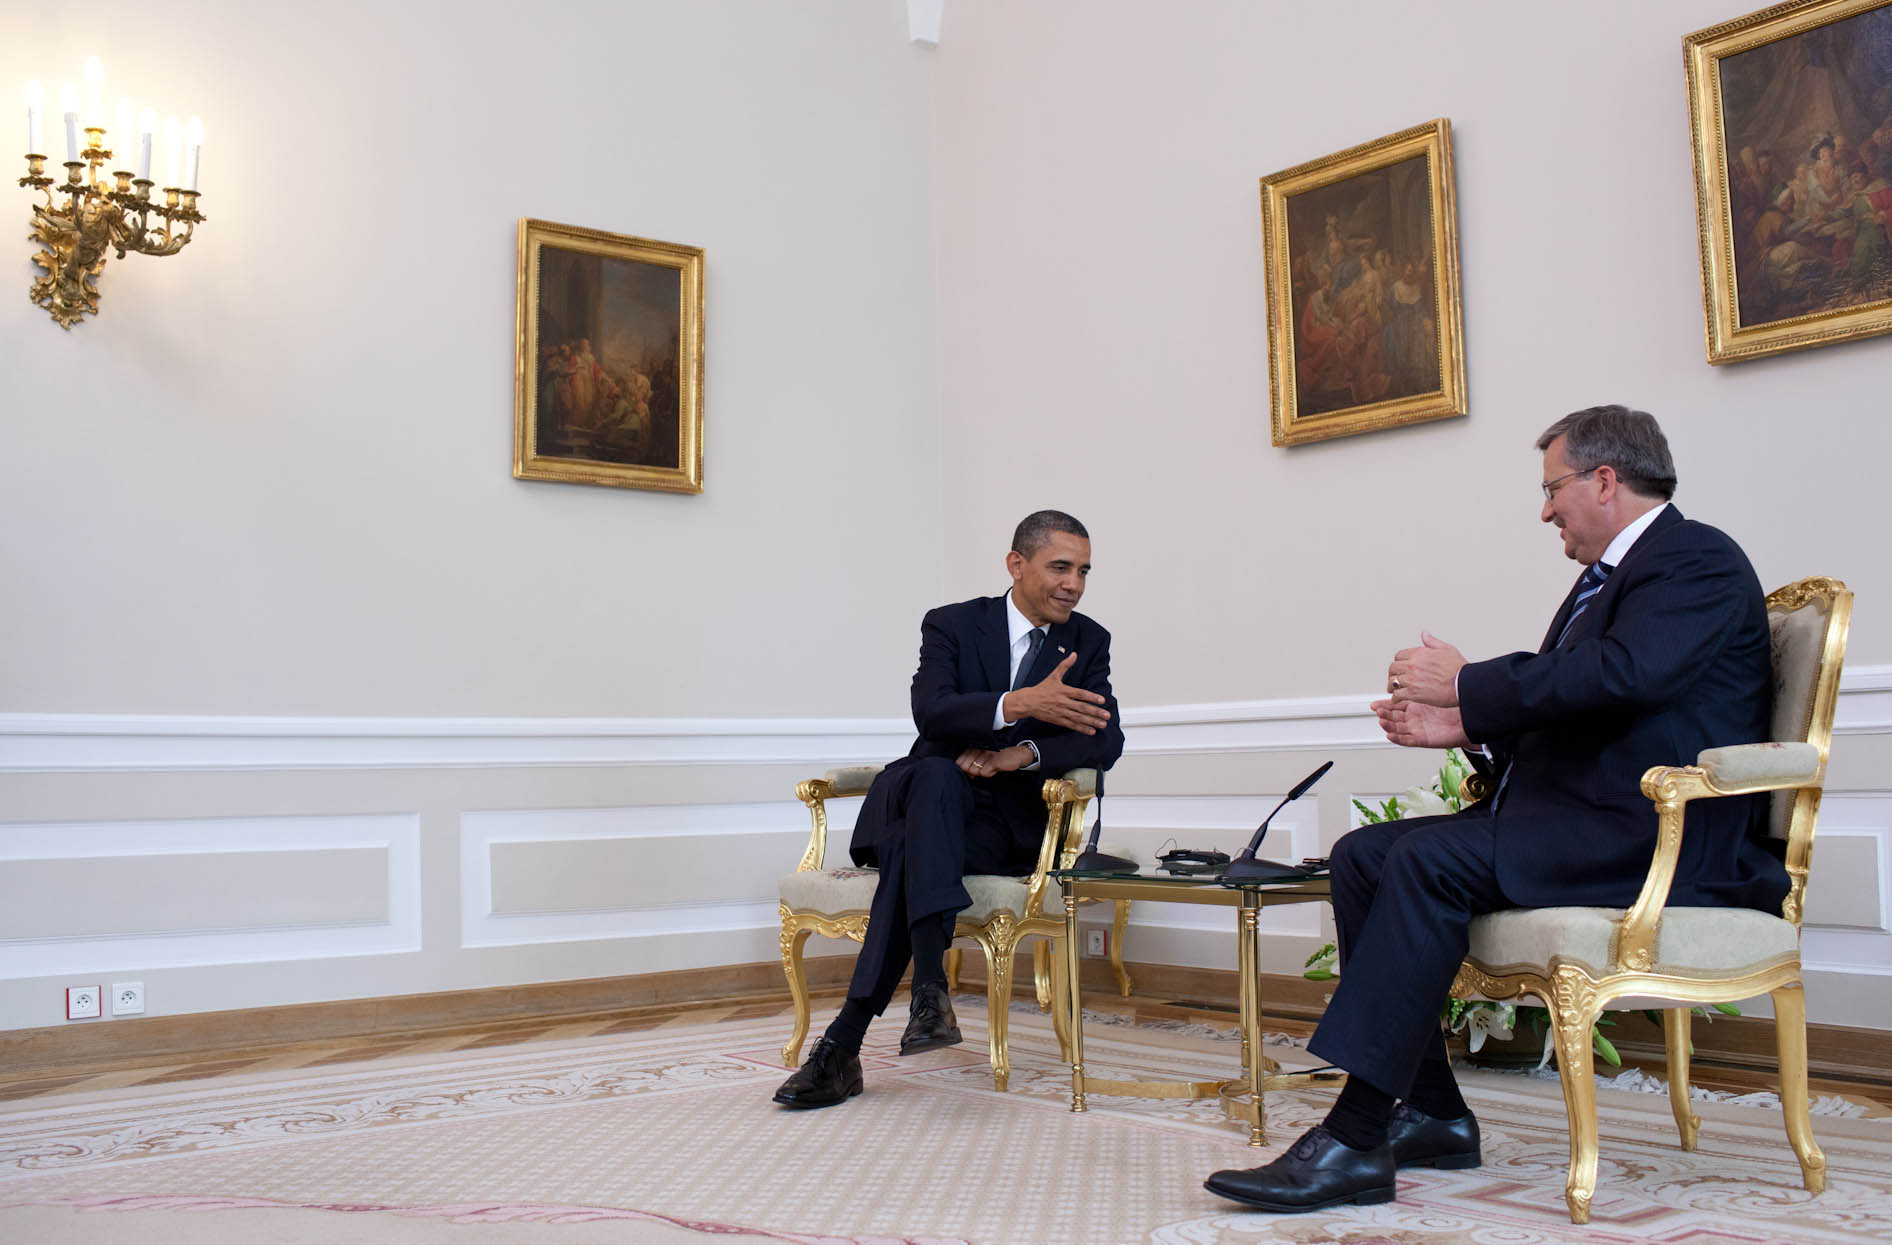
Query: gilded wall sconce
[[18, 59, 206, 329]]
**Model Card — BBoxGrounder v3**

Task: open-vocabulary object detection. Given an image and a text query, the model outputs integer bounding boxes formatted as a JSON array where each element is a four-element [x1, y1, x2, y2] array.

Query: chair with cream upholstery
[[777, 764, 1097, 1091], [1451, 576, 1852, 1223]]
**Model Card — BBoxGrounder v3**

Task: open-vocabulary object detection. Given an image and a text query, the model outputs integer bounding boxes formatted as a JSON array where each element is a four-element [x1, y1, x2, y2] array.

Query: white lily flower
[[1398, 786, 1452, 818], [1462, 1001, 1515, 1053]]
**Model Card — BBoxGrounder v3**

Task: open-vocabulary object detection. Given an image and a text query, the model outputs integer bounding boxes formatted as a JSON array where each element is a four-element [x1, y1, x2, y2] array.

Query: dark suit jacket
[[1457, 505, 1789, 912], [849, 594, 1126, 868]]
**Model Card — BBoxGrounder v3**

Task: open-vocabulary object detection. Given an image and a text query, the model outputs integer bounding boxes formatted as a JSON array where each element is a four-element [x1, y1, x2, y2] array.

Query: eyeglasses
[[1541, 467, 1596, 501]]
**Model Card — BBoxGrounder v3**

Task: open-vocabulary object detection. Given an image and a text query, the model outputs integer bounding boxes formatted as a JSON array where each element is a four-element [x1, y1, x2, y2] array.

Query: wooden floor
[[5, 987, 1889, 1116]]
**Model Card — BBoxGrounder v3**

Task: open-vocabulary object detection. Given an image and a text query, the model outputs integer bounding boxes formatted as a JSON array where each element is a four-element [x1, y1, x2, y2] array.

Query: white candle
[[185, 116, 203, 191], [163, 115, 180, 186], [26, 80, 43, 154], [59, 83, 77, 160], [83, 58, 102, 128], [137, 106, 155, 180], [115, 98, 133, 167]]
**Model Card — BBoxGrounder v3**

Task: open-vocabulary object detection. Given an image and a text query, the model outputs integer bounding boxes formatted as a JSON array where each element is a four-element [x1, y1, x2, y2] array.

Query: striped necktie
[[1495, 560, 1617, 812], [1554, 561, 1614, 648], [1011, 628, 1045, 691]]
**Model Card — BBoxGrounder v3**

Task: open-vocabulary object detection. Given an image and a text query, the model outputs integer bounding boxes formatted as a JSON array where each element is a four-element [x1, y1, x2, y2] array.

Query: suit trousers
[[1307, 805, 1514, 1098], [846, 756, 1035, 1013]]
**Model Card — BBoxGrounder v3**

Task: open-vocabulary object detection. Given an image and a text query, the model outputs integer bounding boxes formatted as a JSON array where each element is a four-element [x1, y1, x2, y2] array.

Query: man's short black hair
[[1535, 405, 1678, 501], [1011, 510, 1089, 558]]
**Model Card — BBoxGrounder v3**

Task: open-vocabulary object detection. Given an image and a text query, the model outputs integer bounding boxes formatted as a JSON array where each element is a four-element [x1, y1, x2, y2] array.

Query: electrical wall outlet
[[66, 985, 102, 1020], [1085, 928, 1108, 958], [111, 981, 146, 1016]]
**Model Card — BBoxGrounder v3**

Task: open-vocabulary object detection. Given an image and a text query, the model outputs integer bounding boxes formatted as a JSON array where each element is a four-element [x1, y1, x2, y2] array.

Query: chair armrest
[[1696, 742, 1822, 791], [1058, 767, 1098, 799], [821, 764, 886, 797], [1617, 743, 1823, 972], [1021, 767, 1102, 919], [793, 763, 889, 874]]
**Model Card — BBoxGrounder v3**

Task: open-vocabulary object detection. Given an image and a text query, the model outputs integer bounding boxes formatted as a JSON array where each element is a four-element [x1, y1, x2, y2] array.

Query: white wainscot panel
[[1095, 794, 1324, 939], [0, 814, 421, 977], [1801, 794, 1892, 978], [461, 802, 808, 949]]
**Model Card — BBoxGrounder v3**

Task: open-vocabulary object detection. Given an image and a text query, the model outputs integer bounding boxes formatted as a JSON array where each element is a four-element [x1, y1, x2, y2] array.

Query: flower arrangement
[[1304, 749, 1735, 1069]]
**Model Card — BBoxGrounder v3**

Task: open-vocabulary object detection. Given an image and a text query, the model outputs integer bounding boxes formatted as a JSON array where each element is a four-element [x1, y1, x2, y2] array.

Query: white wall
[[1, 0, 945, 719], [934, 0, 1890, 699], [4, 0, 1889, 1037]]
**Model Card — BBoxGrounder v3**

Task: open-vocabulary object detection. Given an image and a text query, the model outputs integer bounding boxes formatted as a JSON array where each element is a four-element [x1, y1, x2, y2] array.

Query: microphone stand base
[[1220, 856, 1313, 883], [1068, 850, 1139, 875]]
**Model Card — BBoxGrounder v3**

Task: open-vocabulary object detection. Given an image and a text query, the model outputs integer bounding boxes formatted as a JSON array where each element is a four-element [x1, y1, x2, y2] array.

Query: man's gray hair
[[1535, 405, 1677, 500], [1011, 510, 1089, 558]]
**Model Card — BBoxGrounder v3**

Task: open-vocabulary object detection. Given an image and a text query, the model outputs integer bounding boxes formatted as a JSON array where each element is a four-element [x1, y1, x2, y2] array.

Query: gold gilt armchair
[[778, 764, 1097, 1091], [1452, 576, 1852, 1223]]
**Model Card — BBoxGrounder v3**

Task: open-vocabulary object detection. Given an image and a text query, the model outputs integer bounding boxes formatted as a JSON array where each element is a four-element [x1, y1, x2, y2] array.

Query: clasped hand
[[1375, 631, 1472, 749], [1001, 651, 1112, 736]]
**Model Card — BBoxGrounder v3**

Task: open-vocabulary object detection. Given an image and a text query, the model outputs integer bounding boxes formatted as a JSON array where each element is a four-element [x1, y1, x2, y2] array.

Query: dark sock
[[1405, 1057, 1469, 1120], [909, 914, 953, 990], [1323, 1075, 1396, 1150], [823, 998, 874, 1055]]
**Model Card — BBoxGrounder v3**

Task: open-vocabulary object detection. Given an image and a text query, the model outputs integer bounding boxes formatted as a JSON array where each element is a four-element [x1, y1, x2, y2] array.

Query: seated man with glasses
[[1205, 404, 1789, 1213]]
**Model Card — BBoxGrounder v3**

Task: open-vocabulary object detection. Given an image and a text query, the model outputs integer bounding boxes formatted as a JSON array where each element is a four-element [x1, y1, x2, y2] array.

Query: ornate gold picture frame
[[514, 218, 704, 492], [1260, 118, 1467, 448], [1686, 0, 1892, 364]]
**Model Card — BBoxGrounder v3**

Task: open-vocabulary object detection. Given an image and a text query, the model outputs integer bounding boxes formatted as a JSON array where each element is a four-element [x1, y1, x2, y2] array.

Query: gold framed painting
[[514, 218, 704, 492], [1260, 118, 1467, 448], [1687, 0, 1892, 364]]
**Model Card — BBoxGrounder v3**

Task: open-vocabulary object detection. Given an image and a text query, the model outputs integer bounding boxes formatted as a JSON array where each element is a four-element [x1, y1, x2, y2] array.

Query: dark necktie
[[1497, 560, 1616, 811], [1011, 628, 1045, 691], [1554, 561, 1614, 648]]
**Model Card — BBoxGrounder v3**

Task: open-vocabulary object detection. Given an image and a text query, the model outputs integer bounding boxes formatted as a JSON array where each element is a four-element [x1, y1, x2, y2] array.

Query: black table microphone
[[1221, 760, 1333, 883], [1069, 770, 1137, 874]]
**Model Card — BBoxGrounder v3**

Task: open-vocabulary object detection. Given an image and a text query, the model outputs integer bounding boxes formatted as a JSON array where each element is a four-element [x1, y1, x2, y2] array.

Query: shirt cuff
[[992, 693, 1016, 730]]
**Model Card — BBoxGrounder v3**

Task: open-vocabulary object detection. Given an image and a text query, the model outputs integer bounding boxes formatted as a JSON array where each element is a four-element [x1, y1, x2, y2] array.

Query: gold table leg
[[1066, 889, 1086, 1113], [1240, 893, 1266, 1146]]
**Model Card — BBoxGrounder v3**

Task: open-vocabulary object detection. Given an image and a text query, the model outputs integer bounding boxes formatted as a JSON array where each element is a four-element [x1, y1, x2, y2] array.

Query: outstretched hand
[[1003, 651, 1112, 735], [1388, 631, 1467, 707], [1372, 698, 1472, 749]]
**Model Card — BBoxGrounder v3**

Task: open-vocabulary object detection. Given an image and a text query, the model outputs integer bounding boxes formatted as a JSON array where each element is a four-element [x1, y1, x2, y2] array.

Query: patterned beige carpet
[[2, 999, 1888, 1244]]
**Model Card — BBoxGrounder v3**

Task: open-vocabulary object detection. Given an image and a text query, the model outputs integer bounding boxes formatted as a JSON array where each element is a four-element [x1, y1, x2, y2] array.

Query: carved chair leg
[[1033, 939, 1053, 1012], [1111, 898, 1133, 996], [1662, 1007, 1700, 1150], [1549, 973, 1602, 1225], [945, 946, 961, 994], [779, 923, 814, 1067], [983, 929, 1017, 1092], [1772, 983, 1827, 1194]]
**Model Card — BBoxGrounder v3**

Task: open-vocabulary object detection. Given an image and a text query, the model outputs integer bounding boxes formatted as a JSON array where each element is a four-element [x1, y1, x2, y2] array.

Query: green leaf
[[1593, 1030, 1621, 1066], [1712, 1002, 1742, 1017], [1351, 799, 1382, 825], [1304, 970, 1336, 981], [1302, 942, 1336, 969]]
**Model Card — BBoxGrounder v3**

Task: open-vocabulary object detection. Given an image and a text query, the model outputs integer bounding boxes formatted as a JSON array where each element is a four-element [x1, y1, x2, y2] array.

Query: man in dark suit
[[773, 510, 1125, 1108], [1207, 405, 1789, 1212]]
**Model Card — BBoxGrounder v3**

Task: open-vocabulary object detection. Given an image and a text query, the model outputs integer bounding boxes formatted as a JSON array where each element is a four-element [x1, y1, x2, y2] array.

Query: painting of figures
[[1689, 0, 1892, 363], [514, 219, 704, 492], [1285, 155, 1442, 418], [1261, 120, 1467, 447]]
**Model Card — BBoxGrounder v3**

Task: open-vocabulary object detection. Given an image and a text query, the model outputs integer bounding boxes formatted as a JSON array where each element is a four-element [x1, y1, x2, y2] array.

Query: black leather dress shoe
[[899, 982, 962, 1055], [771, 1037, 863, 1108], [1203, 1125, 1396, 1212], [1389, 1103, 1482, 1169]]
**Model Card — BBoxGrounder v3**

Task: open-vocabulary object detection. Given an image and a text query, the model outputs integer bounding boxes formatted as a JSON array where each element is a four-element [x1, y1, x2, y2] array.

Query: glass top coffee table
[[1051, 865, 1343, 1146]]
